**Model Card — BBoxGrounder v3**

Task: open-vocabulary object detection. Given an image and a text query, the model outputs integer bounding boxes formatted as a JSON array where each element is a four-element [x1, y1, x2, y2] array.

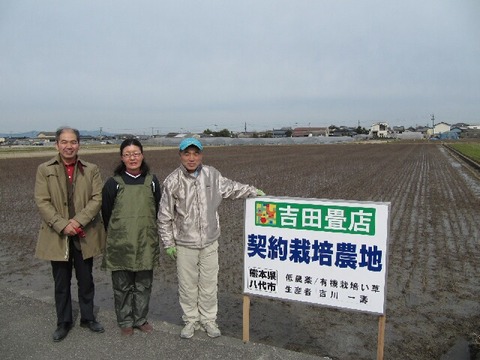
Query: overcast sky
[[1, 0, 479, 134]]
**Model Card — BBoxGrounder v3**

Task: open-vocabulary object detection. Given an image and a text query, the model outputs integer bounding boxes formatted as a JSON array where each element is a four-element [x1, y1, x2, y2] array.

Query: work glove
[[166, 246, 177, 260], [256, 189, 266, 196]]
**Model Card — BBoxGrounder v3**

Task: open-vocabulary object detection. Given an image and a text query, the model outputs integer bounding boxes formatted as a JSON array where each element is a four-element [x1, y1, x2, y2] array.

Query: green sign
[[255, 201, 376, 236]]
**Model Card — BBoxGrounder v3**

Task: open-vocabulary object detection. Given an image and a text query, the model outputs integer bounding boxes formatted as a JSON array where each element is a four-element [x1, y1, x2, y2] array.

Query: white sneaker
[[202, 322, 221, 338], [180, 322, 200, 339]]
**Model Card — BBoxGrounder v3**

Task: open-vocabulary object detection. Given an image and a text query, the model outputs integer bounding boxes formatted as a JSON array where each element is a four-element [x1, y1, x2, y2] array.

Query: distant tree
[[285, 129, 293, 137], [202, 128, 232, 137], [216, 128, 232, 137], [355, 126, 369, 135]]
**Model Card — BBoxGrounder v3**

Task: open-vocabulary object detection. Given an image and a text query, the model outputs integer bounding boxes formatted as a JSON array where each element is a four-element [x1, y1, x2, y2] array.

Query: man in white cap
[[157, 137, 265, 339]]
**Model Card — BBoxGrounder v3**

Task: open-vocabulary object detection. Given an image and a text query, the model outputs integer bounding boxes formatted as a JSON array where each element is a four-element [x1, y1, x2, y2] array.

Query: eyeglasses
[[122, 152, 142, 158]]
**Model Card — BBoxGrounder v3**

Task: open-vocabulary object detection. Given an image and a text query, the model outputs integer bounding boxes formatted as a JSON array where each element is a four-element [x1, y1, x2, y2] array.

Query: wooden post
[[377, 315, 386, 360], [243, 295, 250, 343]]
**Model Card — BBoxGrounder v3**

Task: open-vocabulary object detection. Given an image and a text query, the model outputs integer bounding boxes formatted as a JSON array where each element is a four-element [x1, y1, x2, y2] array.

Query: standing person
[[157, 138, 265, 339], [101, 138, 161, 336], [34, 127, 106, 342]]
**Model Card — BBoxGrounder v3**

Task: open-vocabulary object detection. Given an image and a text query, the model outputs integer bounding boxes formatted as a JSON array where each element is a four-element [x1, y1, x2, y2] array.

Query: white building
[[369, 122, 390, 138], [432, 122, 451, 135]]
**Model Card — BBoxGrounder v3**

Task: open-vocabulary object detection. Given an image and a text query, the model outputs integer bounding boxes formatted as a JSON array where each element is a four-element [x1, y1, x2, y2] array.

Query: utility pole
[[431, 114, 435, 136]]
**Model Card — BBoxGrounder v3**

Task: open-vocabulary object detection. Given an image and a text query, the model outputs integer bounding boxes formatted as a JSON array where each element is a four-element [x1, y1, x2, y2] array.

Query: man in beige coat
[[34, 127, 106, 342]]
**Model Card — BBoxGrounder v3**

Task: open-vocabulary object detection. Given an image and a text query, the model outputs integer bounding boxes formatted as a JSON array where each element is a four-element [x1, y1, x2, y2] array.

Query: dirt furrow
[[1, 143, 479, 360]]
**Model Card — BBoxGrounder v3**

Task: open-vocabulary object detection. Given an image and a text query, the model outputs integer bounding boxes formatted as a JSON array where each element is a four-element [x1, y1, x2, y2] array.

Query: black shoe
[[80, 320, 105, 333], [53, 323, 71, 342]]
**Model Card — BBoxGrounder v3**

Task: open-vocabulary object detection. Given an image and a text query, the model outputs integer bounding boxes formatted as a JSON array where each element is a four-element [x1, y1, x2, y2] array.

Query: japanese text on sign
[[255, 201, 376, 235], [247, 234, 383, 272]]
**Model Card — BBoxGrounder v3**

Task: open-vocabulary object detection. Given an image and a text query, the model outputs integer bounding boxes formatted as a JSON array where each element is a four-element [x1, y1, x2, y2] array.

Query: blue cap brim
[[179, 138, 203, 151]]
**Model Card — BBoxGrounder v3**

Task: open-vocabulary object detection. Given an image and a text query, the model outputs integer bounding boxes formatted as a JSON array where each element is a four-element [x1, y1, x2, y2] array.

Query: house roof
[[37, 131, 56, 137]]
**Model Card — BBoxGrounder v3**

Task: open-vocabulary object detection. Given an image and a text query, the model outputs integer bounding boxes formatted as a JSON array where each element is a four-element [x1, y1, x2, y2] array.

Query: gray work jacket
[[157, 164, 258, 249]]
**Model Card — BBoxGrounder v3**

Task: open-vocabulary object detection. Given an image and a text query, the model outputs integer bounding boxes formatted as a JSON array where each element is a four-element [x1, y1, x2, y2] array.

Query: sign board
[[243, 196, 390, 315]]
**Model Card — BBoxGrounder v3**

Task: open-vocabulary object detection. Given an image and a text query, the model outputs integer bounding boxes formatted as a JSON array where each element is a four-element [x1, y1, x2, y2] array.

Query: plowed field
[[0, 143, 479, 359]]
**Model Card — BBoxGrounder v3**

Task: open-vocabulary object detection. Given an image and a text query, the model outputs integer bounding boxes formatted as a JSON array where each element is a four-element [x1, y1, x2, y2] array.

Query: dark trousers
[[51, 238, 95, 326], [112, 270, 153, 328]]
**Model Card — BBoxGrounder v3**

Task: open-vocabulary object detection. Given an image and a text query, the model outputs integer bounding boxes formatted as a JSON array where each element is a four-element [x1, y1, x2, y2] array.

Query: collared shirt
[[64, 159, 85, 183], [65, 162, 76, 183]]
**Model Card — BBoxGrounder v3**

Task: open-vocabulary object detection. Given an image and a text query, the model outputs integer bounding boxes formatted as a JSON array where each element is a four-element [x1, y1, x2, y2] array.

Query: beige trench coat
[[34, 154, 106, 261]]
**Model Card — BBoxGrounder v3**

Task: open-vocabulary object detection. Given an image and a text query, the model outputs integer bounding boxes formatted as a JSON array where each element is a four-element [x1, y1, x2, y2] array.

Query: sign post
[[242, 295, 250, 343]]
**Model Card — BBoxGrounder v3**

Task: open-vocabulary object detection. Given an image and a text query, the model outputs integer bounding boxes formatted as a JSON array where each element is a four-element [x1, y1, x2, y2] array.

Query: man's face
[[180, 146, 203, 173], [56, 130, 79, 164]]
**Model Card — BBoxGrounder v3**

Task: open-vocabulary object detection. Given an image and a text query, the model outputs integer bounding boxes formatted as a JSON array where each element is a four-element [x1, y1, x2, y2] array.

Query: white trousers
[[176, 241, 219, 324]]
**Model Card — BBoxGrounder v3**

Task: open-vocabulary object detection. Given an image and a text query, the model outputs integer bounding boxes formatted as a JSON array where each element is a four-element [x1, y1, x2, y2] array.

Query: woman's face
[[121, 145, 144, 174]]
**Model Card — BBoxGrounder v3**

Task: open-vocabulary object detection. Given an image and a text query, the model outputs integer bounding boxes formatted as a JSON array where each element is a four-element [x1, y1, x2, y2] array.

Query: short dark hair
[[55, 127, 80, 143], [114, 138, 150, 176], [119, 138, 143, 156]]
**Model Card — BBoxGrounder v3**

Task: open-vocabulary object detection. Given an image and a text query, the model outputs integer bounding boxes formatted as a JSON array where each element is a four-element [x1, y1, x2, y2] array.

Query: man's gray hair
[[55, 127, 80, 143]]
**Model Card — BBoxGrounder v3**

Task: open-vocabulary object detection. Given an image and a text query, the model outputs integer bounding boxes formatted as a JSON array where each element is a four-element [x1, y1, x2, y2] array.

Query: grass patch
[[450, 143, 480, 163]]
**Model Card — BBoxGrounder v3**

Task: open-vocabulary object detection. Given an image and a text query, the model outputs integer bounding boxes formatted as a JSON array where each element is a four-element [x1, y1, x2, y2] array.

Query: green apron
[[103, 174, 159, 271]]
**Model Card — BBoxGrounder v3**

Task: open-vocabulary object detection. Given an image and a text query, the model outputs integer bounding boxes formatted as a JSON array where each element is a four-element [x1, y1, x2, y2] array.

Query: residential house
[[461, 128, 480, 139], [272, 128, 292, 138], [393, 126, 405, 134], [432, 122, 451, 135], [328, 125, 357, 137], [415, 126, 430, 137], [292, 127, 328, 137], [369, 122, 390, 138], [36, 131, 56, 142]]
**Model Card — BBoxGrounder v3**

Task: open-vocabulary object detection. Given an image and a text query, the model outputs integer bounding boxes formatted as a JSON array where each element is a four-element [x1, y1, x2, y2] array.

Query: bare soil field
[[0, 143, 479, 359]]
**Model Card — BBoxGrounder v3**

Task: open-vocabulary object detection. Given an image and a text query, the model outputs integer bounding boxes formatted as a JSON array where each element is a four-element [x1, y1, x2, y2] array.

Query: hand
[[256, 189, 265, 196], [166, 246, 177, 260], [69, 219, 81, 228], [75, 227, 86, 238], [62, 223, 77, 236]]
